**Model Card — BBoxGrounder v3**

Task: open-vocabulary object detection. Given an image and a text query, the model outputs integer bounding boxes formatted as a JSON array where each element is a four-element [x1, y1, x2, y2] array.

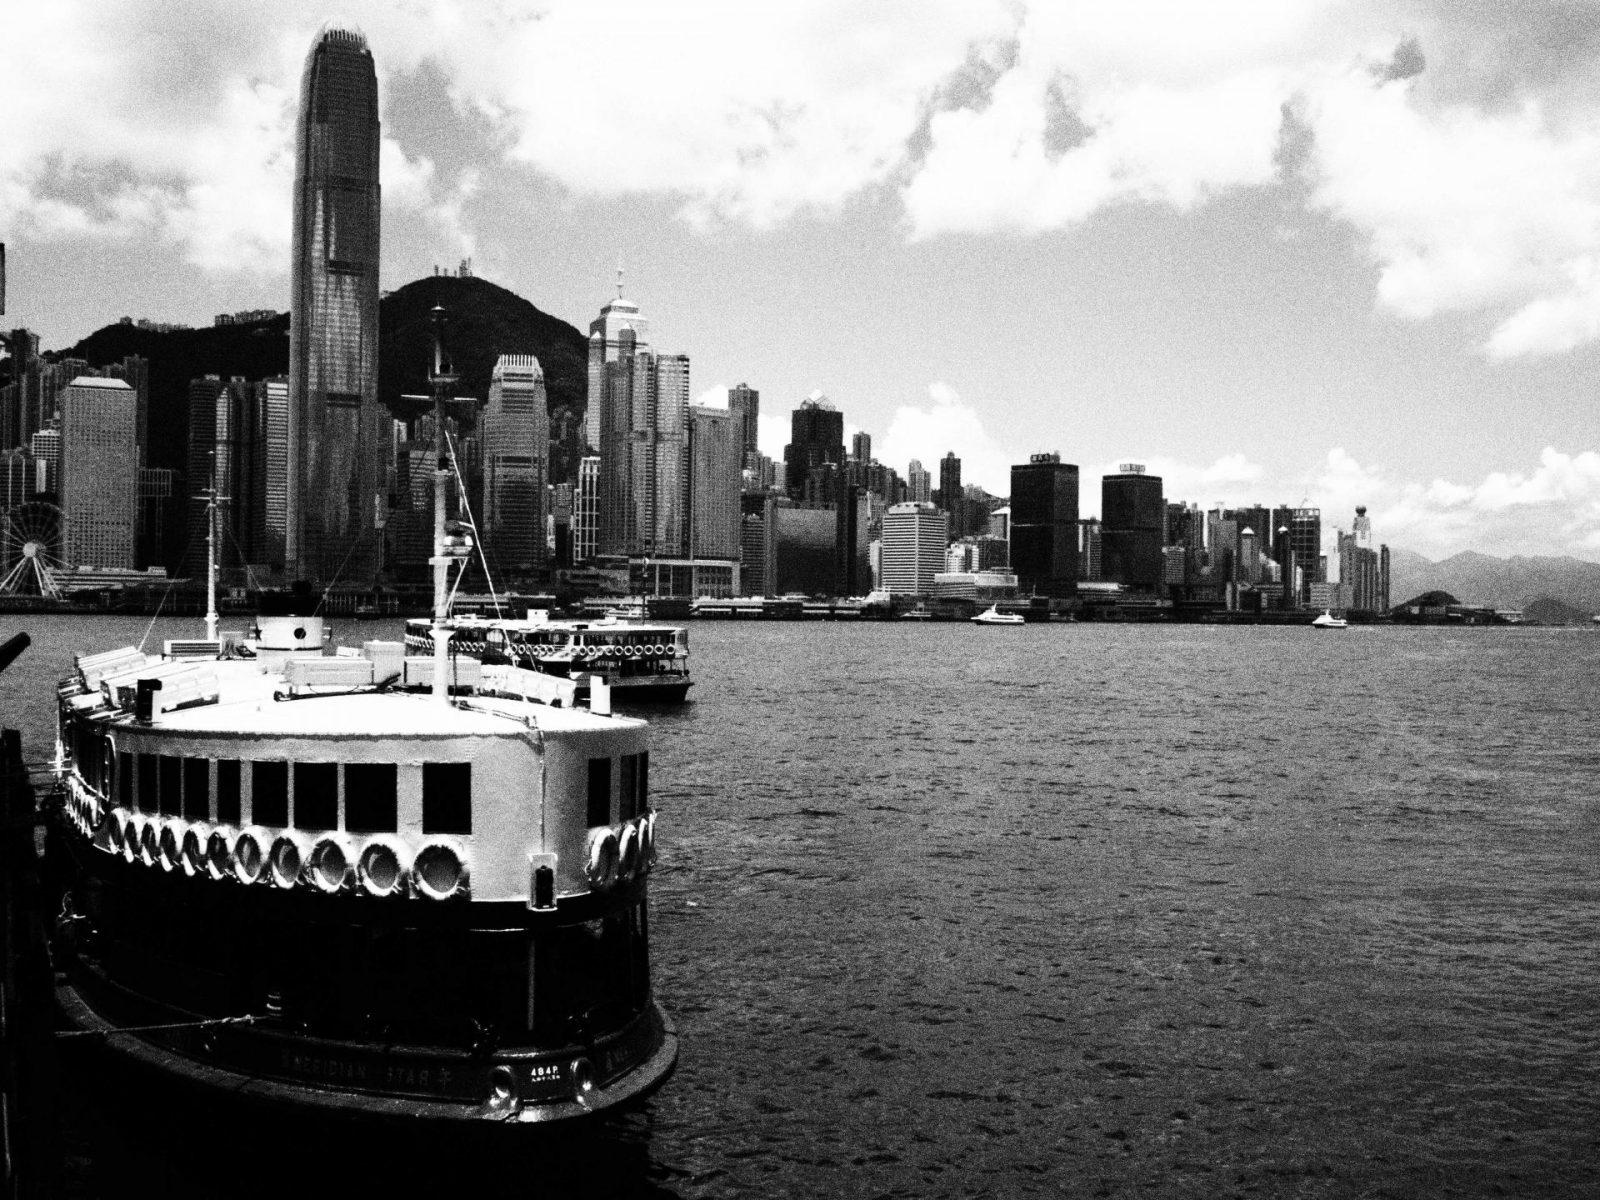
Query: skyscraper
[[906, 459, 931, 504], [728, 382, 760, 463], [287, 23, 383, 586], [688, 405, 740, 559], [1010, 453, 1079, 596], [782, 392, 843, 502], [880, 502, 947, 596], [1101, 464, 1164, 592], [938, 451, 962, 540], [587, 274, 650, 453], [60, 378, 137, 569], [481, 354, 549, 579]]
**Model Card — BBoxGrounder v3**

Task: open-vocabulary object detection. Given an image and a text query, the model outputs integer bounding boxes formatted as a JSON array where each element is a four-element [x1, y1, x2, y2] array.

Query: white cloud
[[694, 385, 729, 409], [1308, 446, 1600, 560], [879, 382, 1016, 493]]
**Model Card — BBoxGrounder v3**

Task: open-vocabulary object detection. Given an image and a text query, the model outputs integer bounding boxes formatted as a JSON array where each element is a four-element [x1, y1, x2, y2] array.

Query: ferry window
[[252, 760, 288, 827], [157, 755, 181, 816], [619, 754, 639, 822], [422, 762, 471, 835], [137, 754, 156, 813], [117, 751, 133, 807], [587, 758, 611, 827], [294, 762, 338, 832], [216, 760, 241, 826], [183, 758, 210, 821], [345, 763, 398, 833]]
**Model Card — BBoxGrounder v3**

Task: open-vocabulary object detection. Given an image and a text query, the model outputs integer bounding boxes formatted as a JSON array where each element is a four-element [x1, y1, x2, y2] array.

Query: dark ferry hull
[[47, 815, 676, 1127]]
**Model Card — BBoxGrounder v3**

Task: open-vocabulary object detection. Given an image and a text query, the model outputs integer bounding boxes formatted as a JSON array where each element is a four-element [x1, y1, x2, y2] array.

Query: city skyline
[[3, 3, 1600, 562]]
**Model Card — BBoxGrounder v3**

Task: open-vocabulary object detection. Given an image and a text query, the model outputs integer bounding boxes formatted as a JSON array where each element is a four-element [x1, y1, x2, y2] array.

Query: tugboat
[[44, 311, 676, 1125]]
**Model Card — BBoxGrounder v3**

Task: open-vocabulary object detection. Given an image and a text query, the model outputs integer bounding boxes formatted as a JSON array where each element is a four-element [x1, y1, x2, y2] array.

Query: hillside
[[52, 275, 587, 485], [1388, 548, 1600, 613]]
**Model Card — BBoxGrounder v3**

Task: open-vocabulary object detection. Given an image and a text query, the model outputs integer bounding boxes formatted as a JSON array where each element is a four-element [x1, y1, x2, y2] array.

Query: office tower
[[688, 405, 740, 559], [907, 459, 931, 503], [728, 383, 760, 463], [851, 431, 872, 464], [1078, 519, 1101, 581], [937, 452, 963, 540], [185, 375, 257, 575], [1289, 507, 1323, 598], [879, 502, 947, 596], [104, 356, 150, 465], [740, 504, 775, 596], [1238, 526, 1259, 583], [645, 353, 691, 556], [1274, 524, 1296, 607], [60, 378, 137, 569], [586, 274, 650, 453], [137, 467, 178, 570], [772, 500, 839, 596], [257, 377, 289, 568], [1010, 453, 1079, 596], [574, 455, 600, 563], [1101, 464, 1164, 592], [1338, 506, 1384, 613], [1379, 544, 1391, 612], [29, 426, 59, 495], [288, 23, 383, 585], [988, 506, 1010, 540], [783, 392, 844, 502], [481, 354, 549, 579]]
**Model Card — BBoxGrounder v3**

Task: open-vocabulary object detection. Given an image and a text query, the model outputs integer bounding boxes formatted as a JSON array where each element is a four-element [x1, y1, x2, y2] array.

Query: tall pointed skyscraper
[[287, 23, 382, 585]]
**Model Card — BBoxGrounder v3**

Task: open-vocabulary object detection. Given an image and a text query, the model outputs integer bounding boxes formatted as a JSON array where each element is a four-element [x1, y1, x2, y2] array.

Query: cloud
[[1310, 446, 1600, 560], [878, 382, 1016, 493]]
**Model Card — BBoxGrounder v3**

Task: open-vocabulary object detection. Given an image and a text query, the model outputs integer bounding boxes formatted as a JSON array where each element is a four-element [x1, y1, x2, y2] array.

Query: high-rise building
[[851, 431, 872, 464], [728, 382, 760, 464], [1289, 507, 1323, 598], [783, 392, 843, 502], [1101, 464, 1164, 592], [880, 502, 947, 596], [258, 377, 289, 568], [688, 405, 740, 560], [60, 378, 137, 569], [480, 354, 549, 580], [574, 455, 599, 563], [137, 467, 179, 571], [937, 452, 963, 541], [288, 23, 383, 585], [586, 274, 650, 453], [740, 504, 775, 596], [1337, 506, 1386, 613], [907, 459, 931, 503], [29, 426, 59, 495], [1010, 453, 1079, 596]]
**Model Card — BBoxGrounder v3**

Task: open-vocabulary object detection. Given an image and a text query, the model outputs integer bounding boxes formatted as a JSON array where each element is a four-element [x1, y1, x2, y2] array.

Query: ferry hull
[[46, 811, 677, 1127]]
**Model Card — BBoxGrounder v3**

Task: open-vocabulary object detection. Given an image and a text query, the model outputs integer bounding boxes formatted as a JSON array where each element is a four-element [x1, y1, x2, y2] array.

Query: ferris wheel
[[0, 501, 66, 597]]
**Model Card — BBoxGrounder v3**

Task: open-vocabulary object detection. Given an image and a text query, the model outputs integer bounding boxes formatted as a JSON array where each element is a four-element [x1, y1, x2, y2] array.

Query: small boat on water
[[1311, 610, 1349, 629], [405, 612, 692, 705], [43, 310, 677, 1126], [971, 605, 1024, 625]]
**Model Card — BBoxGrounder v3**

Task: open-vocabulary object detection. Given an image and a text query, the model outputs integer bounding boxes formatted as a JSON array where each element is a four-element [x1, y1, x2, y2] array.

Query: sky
[[4, 0, 1600, 562]]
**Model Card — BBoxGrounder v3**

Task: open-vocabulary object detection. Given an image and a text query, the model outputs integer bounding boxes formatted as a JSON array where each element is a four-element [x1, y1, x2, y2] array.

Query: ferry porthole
[[414, 841, 469, 900], [487, 1064, 519, 1113], [357, 837, 409, 897], [585, 829, 620, 890], [308, 837, 354, 894], [268, 833, 312, 889], [205, 827, 236, 881], [180, 822, 211, 877], [232, 828, 270, 885]]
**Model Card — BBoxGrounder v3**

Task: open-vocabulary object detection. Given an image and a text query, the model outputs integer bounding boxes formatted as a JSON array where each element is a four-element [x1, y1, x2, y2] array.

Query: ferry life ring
[[617, 822, 640, 881], [586, 828, 620, 890]]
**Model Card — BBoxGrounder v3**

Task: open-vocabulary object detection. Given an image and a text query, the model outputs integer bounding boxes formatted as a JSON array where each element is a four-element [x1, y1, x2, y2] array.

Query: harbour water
[[4, 615, 1597, 1197]]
